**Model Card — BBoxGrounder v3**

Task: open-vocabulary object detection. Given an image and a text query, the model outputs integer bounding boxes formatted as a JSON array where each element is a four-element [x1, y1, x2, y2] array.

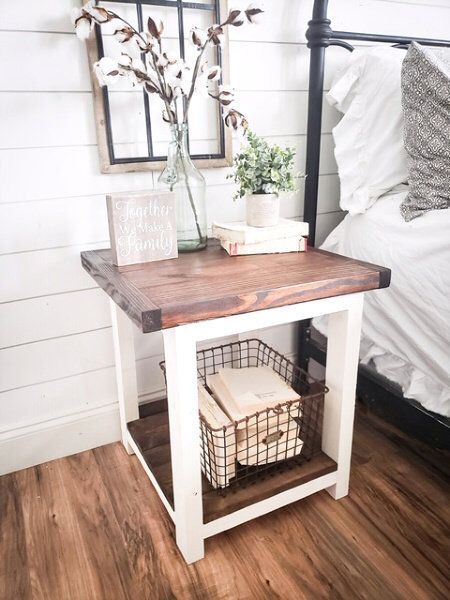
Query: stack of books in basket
[[198, 365, 304, 489], [212, 218, 309, 256]]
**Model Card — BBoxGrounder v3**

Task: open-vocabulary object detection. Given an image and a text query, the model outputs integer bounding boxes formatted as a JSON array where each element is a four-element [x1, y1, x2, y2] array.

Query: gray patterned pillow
[[400, 42, 450, 221]]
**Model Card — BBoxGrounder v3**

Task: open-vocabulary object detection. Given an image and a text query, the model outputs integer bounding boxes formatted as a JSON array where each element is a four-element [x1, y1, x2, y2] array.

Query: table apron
[[170, 292, 365, 342]]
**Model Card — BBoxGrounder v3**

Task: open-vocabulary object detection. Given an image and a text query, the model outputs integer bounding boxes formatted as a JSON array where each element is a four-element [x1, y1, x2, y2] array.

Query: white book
[[212, 218, 309, 245], [207, 366, 300, 421], [198, 384, 236, 489], [206, 369, 303, 468], [221, 236, 307, 256], [198, 383, 232, 428]]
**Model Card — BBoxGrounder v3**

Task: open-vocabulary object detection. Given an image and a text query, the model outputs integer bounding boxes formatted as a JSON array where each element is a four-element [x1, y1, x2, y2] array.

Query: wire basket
[[160, 339, 327, 495]]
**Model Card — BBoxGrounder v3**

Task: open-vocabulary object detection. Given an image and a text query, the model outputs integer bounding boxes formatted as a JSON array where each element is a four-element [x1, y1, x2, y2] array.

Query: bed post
[[299, 0, 332, 371], [304, 0, 332, 247]]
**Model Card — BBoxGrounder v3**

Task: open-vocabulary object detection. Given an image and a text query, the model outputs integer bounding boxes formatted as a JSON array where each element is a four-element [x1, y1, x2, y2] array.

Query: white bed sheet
[[314, 185, 450, 417]]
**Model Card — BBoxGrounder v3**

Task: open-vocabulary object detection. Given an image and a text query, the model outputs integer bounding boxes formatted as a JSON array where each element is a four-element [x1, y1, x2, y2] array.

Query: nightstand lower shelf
[[128, 399, 337, 524]]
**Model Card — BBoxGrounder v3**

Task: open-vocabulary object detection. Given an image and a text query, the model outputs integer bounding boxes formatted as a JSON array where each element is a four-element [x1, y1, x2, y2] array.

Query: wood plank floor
[[1, 407, 449, 600]]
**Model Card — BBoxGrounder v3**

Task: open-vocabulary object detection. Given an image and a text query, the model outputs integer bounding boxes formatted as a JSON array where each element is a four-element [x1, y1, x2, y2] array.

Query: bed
[[299, 0, 450, 447]]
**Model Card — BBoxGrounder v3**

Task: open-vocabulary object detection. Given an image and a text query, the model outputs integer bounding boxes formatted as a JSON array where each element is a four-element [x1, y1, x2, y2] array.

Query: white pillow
[[327, 47, 409, 215]]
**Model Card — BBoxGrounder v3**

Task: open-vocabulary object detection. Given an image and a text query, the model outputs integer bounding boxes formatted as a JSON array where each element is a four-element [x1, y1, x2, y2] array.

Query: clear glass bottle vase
[[157, 124, 207, 252]]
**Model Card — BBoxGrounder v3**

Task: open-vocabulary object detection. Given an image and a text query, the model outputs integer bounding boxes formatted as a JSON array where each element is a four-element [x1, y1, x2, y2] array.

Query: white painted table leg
[[163, 326, 204, 564], [322, 293, 364, 499], [110, 299, 139, 455]]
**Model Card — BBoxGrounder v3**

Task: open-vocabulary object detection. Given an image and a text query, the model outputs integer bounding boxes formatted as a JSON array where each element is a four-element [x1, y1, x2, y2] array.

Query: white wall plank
[[0, 328, 114, 392], [0, 323, 166, 396], [0, 145, 155, 203], [0, 195, 108, 253], [230, 42, 352, 92], [329, 0, 450, 40], [0, 89, 340, 151], [0, 243, 104, 303], [0, 32, 91, 92], [0, 367, 118, 433], [0, 0, 76, 33], [0, 92, 97, 149], [238, 91, 340, 138], [0, 354, 166, 435], [0, 288, 110, 349]]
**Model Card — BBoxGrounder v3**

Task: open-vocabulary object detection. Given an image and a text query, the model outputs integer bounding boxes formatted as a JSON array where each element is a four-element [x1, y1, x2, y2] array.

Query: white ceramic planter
[[246, 193, 280, 227]]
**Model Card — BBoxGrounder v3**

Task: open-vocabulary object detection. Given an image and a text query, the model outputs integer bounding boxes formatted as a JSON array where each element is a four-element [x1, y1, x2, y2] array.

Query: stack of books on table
[[212, 218, 309, 256]]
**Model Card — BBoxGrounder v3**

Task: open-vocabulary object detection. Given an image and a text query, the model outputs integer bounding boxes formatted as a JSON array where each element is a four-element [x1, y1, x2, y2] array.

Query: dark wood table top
[[81, 243, 390, 332]]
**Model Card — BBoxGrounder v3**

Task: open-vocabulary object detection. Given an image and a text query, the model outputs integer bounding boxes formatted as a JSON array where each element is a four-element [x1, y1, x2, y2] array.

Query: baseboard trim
[[0, 388, 166, 476], [0, 403, 120, 476]]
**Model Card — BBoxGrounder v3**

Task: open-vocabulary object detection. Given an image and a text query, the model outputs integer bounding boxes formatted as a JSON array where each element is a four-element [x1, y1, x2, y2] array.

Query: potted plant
[[228, 131, 296, 227], [71, 1, 263, 251]]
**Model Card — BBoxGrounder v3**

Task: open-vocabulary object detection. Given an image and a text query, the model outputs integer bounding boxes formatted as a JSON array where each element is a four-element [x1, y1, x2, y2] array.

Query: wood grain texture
[[128, 400, 336, 523], [0, 473, 31, 600], [81, 243, 390, 332], [81, 251, 161, 332], [1, 407, 448, 600], [14, 462, 94, 599]]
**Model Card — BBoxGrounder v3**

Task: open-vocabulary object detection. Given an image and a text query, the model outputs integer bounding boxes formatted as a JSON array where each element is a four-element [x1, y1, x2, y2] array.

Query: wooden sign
[[106, 191, 178, 266]]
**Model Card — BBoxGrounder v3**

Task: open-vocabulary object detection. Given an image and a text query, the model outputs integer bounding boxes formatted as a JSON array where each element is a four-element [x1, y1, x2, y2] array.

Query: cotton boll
[[94, 57, 121, 86], [136, 32, 155, 52], [118, 53, 132, 68], [85, 4, 111, 23], [218, 84, 235, 105], [245, 3, 265, 25], [131, 57, 147, 73], [73, 16, 93, 41], [208, 24, 225, 46], [191, 27, 208, 47], [167, 62, 192, 96], [155, 52, 169, 68], [224, 108, 248, 132], [162, 52, 180, 69], [227, 9, 244, 27], [207, 66, 221, 82]]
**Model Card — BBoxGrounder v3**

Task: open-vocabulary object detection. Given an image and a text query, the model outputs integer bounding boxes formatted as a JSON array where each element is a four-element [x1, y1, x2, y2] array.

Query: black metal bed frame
[[298, 0, 450, 448]]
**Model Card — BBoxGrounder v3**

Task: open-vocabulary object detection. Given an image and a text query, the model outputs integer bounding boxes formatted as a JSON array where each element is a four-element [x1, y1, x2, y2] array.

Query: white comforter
[[314, 186, 450, 417]]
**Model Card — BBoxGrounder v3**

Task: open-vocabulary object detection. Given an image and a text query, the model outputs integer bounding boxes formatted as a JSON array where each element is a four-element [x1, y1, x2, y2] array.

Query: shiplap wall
[[1, 0, 448, 475]]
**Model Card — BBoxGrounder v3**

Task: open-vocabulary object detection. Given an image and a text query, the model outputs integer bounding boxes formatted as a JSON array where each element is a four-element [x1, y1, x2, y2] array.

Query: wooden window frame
[[84, 0, 232, 174]]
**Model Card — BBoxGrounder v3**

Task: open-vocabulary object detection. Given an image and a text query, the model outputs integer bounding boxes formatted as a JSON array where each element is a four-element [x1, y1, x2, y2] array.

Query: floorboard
[[0, 473, 32, 600], [1, 408, 449, 600]]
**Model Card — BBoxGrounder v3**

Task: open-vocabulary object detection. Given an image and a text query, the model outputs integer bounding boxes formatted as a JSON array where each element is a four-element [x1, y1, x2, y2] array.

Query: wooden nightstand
[[81, 243, 390, 564]]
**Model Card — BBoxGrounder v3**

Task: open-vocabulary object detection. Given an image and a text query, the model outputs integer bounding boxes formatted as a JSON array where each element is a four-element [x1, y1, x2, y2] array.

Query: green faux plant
[[228, 131, 297, 199]]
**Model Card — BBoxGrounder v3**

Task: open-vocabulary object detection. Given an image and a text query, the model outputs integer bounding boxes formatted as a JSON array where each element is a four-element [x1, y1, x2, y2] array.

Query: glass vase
[[157, 124, 207, 252]]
